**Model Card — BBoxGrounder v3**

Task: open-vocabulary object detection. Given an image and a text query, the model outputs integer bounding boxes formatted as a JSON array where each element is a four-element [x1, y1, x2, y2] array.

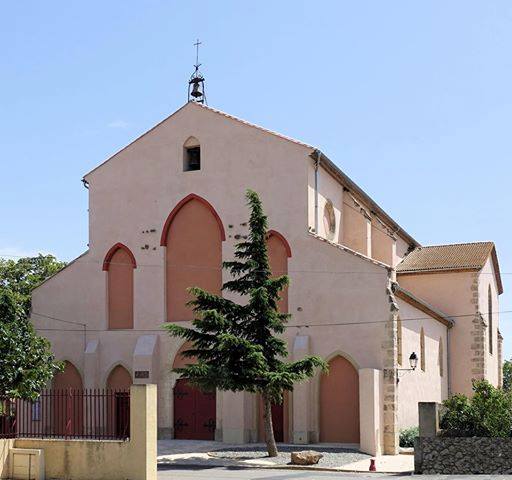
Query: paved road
[[158, 466, 390, 479], [159, 465, 509, 479]]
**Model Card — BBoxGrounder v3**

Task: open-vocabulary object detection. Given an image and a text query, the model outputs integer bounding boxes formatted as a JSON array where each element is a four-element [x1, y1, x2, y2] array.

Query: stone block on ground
[[290, 450, 323, 465]]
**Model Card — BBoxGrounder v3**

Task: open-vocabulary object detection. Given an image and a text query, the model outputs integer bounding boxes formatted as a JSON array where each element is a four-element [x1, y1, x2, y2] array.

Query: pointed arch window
[[161, 194, 225, 322], [266, 230, 292, 313], [103, 243, 136, 330], [488, 285, 493, 355], [420, 327, 426, 372], [438, 337, 444, 377]]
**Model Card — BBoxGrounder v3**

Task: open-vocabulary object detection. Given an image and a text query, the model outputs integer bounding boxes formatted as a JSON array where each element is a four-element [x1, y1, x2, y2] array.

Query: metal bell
[[190, 82, 202, 98]]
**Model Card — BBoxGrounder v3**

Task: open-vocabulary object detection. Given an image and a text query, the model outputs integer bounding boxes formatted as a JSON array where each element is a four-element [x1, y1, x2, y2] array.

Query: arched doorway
[[172, 343, 216, 440], [106, 365, 131, 438], [52, 361, 84, 436], [256, 230, 291, 442], [319, 355, 359, 443]]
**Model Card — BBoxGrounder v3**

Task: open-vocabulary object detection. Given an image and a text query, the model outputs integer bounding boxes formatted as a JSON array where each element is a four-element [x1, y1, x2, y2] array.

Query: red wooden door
[[258, 397, 285, 443], [173, 379, 216, 440], [271, 403, 284, 443]]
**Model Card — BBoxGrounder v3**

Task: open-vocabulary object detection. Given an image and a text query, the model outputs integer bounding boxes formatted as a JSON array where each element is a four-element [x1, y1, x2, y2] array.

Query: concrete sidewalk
[[157, 440, 414, 473], [339, 454, 413, 473]]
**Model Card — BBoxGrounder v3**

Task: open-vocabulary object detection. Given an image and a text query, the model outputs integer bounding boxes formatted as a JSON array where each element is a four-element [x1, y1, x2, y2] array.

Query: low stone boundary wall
[[0, 439, 14, 479], [415, 436, 512, 475], [2, 385, 156, 480]]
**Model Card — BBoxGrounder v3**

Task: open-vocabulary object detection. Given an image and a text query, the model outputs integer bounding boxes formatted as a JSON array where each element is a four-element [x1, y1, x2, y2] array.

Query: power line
[[0, 253, 509, 276], [31, 308, 512, 334]]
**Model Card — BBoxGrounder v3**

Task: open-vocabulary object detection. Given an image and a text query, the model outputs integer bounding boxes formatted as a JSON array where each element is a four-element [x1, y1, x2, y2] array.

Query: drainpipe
[[447, 327, 451, 396], [314, 150, 322, 233]]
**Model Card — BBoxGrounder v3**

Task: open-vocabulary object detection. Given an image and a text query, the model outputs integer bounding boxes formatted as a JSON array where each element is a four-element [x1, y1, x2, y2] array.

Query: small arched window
[[438, 337, 443, 377], [420, 327, 426, 372], [103, 243, 136, 330], [323, 200, 336, 241], [397, 316, 403, 366], [183, 136, 201, 171], [488, 285, 493, 355]]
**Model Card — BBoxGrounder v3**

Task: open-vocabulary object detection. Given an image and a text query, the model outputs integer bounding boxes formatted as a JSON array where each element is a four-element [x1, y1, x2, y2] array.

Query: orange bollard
[[369, 458, 376, 471]]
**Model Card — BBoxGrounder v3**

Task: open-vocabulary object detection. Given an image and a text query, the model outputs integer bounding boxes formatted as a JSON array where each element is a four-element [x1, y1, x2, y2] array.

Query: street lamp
[[408, 352, 418, 370], [396, 352, 418, 384]]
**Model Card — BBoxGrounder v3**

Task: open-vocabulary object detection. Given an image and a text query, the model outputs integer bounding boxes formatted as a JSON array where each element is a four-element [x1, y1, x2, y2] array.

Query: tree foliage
[[503, 359, 512, 392], [0, 287, 62, 400], [440, 380, 512, 437], [0, 254, 66, 316], [399, 426, 419, 447], [164, 190, 327, 456]]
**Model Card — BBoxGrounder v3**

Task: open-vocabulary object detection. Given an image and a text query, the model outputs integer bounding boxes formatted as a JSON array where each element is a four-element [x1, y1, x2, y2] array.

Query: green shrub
[[440, 380, 512, 437], [399, 426, 419, 447]]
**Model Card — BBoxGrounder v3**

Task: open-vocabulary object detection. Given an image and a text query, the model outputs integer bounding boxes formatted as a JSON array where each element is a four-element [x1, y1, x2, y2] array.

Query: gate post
[[128, 384, 157, 480], [359, 368, 382, 456]]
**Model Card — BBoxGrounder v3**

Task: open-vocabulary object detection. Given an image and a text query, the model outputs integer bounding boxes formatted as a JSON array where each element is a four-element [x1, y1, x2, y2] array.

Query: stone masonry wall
[[415, 437, 512, 475], [382, 276, 398, 454], [470, 272, 487, 379]]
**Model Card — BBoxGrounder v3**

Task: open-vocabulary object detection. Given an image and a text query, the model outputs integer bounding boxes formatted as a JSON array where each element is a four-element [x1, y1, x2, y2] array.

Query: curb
[[158, 460, 414, 475]]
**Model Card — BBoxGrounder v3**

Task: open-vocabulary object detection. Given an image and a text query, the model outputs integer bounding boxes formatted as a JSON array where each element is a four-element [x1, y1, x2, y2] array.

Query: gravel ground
[[209, 445, 371, 468]]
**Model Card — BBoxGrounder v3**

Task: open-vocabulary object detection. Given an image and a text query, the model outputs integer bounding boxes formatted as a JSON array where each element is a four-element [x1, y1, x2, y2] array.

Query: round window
[[323, 200, 336, 240]]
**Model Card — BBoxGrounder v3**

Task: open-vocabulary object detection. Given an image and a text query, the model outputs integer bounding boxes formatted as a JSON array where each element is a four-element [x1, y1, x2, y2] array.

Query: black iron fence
[[0, 389, 130, 440]]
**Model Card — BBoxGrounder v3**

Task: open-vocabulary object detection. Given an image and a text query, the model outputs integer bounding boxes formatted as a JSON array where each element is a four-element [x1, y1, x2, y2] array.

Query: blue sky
[[1, 1, 512, 355]]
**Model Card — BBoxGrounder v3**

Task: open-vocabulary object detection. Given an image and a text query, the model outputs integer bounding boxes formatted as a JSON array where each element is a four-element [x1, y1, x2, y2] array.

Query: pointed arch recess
[[267, 230, 292, 258], [106, 364, 132, 390], [172, 341, 198, 369], [319, 354, 359, 443], [53, 360, 84, 390], [267, 229, 290, 313], [184, 136, 200, 148], [160, 194, 226, 246], [102, 243, 137, 271]]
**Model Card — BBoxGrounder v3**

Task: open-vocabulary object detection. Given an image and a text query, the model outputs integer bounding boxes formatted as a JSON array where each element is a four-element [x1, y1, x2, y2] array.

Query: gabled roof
[[192, 103, 314, 149], [83, 102, 312, 179], [312, 150, 420, 248], [82, 101, 420, 247], [397, 242, 503, 294], [393, 283, 454, 328]]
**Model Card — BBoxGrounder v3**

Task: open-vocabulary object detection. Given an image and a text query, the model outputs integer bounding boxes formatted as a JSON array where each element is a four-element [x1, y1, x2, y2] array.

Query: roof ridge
[[191, 102, 314, 149], [419, 241, 494, 249]]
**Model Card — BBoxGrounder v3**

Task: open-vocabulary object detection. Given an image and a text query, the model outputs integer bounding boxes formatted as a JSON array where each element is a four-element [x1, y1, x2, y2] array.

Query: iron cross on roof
[[194, 39, 202, 68]]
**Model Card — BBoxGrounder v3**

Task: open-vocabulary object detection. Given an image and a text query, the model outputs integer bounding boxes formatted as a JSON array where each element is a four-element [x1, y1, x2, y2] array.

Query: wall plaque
[[134, 370, 150, 379]]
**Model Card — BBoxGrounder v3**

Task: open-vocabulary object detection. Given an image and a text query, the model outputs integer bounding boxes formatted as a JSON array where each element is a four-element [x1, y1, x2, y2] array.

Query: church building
[[31, 95, 503, 455]]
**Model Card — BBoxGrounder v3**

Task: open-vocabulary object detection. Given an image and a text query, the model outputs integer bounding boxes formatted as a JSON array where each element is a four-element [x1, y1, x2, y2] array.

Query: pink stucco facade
[[31, 102, 502, 455]]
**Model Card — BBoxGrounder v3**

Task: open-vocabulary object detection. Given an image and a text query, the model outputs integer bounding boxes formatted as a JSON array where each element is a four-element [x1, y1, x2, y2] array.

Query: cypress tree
[[165, 190, 327, 456]]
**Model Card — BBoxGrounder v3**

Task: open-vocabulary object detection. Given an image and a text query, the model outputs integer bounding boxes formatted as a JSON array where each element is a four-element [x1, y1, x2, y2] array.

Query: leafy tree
[[0, 287, 62, 400], [399, 426, 419, 447], [503, 359, 512, 392], [440, 380, 512, 437], [0, 254, 66, 316], [165, 190, 327, 456]]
